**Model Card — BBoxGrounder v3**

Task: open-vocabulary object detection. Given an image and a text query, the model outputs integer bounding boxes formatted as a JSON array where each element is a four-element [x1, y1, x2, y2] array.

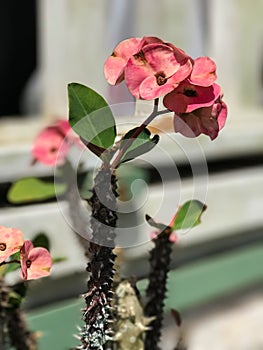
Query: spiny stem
[[7, 309, 38, 350], [0, 278, 37, 350], [78, 165, 118, 349], [144, 229, 174, 350], [0, 278, 9, 349]]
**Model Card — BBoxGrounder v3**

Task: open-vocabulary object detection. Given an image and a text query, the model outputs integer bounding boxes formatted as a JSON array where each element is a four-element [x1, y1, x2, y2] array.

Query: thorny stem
[[77, 165, 118, 350], [74, 99, 170, 349], [0, 278, 9, 350], [144, 228, 174, 350], [110, 99, 170, 170], [7, 308, 38, 350], [0, 278, 37, 350]]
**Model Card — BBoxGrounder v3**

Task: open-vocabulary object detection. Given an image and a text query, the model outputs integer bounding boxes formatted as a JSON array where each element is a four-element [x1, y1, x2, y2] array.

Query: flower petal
[[32, 127, 70, 166], [173, 95, 228, 141], [173, 114, 203, 138], [143, 43, 181, 76], [104, 37, 142, 85], [217, 101, 228, 131], [190, 57, 217, 87], [125, 56, 152, 98], [20, 240, 52, 280], [164, 82, 221, 114], [20, 240, 34, 279], [139, 76, 178, 100], [27, 247, 52, 280], [126, 44, 192, 100], [55, 119, 71, 136], [139, 36, 164, 49], [0, 226, 24, 263]]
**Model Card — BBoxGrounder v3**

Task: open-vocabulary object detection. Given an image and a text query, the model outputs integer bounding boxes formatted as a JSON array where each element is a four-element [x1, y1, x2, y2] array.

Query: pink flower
[[125, 43, 192, 100], [104, 36, 168, 86], [173, 95, 228, 140], [54, 119, 71, 136], [163, 81, 222, 114], [104, 37, 142, 85], [0, 226, 24, 263], [32, 127, 70, 166], [32, 119, 82, 166], [20, 240, 52, 280], [189, 56, 217, 87]]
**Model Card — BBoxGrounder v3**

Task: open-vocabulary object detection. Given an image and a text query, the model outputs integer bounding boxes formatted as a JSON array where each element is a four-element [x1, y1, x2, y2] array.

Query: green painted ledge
[[27, 243, 263, 349]]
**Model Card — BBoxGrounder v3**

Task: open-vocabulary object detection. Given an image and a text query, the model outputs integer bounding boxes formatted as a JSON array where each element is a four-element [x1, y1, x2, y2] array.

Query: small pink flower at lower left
[[20, 240, 52, 280], [0, 226, 24, 263]]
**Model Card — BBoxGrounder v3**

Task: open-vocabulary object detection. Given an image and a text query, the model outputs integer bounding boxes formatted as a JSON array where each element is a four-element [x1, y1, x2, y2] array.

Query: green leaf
[[172, 200, 207, 230], [52, 256, 67, 264], [7, 178, 66, 204], [68, 83, 116, 151], [4, 251, 21, 274], [32, 233, 50, 251], [145, 214, 167, 231], [119, 127, 159, 165]]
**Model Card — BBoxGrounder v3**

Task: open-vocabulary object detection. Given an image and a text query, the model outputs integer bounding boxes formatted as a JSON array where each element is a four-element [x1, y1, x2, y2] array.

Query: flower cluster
[[0, 226, 52, 280], [32, 119, 80, 166], [104, 36, 227, 140]]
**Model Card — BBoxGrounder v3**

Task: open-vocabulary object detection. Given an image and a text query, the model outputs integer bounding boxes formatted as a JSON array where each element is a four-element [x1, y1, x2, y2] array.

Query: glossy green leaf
[[119, 127, 159, 165], [32, 233, 50, 251], [68, 83, 116, 151], [172, 200, 207, 230], [7, 178, 66, 204]]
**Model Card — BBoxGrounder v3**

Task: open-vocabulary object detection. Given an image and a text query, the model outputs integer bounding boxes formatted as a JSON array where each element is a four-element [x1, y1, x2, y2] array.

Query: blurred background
[[0, 0, 263, 349]]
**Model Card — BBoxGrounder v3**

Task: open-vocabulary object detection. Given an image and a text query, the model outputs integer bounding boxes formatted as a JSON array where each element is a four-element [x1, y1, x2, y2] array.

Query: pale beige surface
[[161, 292, 263, 350]]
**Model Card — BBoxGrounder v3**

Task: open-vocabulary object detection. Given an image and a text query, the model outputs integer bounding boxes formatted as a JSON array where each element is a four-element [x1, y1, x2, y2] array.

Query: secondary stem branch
[[110, 99, 170, 170]]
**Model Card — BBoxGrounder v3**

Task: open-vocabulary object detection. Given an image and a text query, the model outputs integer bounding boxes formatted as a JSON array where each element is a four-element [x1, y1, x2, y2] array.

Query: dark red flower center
[[155, 72, 167, 86], [184, 88, 197, 97], [0, 243, 6, 251], [50, 146, 58, 153], [133, 50, 147, 63], [26, 259, 32, 268]]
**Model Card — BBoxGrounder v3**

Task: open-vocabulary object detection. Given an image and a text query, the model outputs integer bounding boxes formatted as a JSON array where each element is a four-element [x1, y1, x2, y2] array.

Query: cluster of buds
[[104, 36, 227, 140], [0, 225, 52, 280]]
